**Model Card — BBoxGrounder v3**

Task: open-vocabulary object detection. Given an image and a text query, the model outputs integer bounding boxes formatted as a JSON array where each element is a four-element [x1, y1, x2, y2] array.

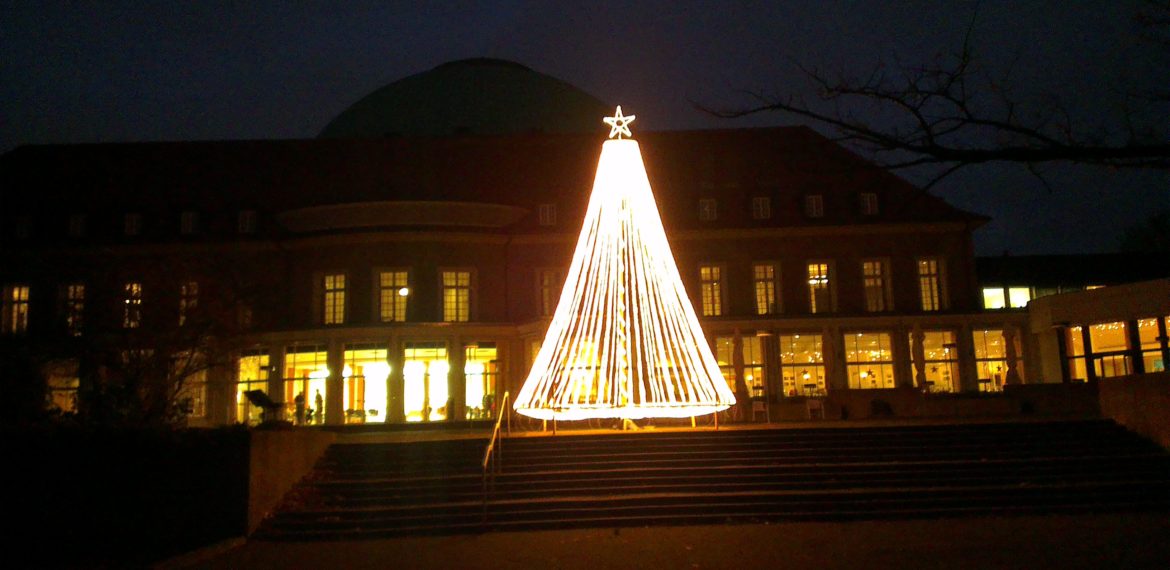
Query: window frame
[[322, 272, 347, 325], [375, 269, 410, 323], [752, 262, 779, 315], [439, 268, 475, 322], [751, 196, 772, 220], [804, 194, 824, 218], [698, 198, 718, 222], [861, 258, 892, 312], [698, 263, 725, 317], [538, 203, 557, 226], [916, 257, 948, 312], [806, 260, 834, 314]]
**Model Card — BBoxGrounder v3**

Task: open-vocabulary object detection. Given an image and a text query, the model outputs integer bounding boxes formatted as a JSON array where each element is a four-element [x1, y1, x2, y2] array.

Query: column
[[732, 329, 748, 421], [387, 335, 403, 423], [1055, 327, 1071, 383], [207, 362, 232, 426], [891, 325, 914, 389], [267, 346, 285, 422], [909, 325, 927, 390], [1004, 325, 1022, 385], [957, 324, 979, 392], [1158, 319, 1170, 374], [1082, 326, 1097, 382], [326, 339, 344, 425], [451, 336, 467, 421], [1126, 319, 1145, 375], [822, 325, 847, 391]]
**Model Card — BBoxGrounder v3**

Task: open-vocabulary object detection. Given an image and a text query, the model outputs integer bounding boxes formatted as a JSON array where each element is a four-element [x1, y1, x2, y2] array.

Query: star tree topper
[[603, 105, 636, 139]]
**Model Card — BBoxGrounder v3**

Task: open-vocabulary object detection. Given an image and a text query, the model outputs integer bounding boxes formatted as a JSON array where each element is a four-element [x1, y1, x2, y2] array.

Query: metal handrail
[[481, 390, 511, 524]]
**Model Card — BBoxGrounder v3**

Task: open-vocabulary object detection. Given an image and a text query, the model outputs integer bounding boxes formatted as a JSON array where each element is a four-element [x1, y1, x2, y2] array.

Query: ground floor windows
[[779, 334, 824, 396], [285, 346, 328, 425], [973, 329, 1010, 391], [343, 344, 390, 424], [1139, 318, 1167, 373], [1088, 321, 1131, 378], [714, 337, 737, 394], [236, 350, 270, 426], [465, 343, 498, 420], [845, 332, 895, 389], [913, 330, 959, 393], [404, 342, 449, 422], [1066, 326, 1088, 382], [44, 359, 79, 413]]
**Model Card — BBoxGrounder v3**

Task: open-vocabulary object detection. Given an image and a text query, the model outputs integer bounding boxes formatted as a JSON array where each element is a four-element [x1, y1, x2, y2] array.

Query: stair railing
[[481, 390, 512, 524]]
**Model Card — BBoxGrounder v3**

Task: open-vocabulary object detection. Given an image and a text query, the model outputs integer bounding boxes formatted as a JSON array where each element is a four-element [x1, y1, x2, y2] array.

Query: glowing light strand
[[514, 108, 735, 420]]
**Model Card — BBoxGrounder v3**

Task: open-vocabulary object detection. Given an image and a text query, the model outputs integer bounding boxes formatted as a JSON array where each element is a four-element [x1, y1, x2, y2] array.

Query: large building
[[6, 58, 1156, 428]]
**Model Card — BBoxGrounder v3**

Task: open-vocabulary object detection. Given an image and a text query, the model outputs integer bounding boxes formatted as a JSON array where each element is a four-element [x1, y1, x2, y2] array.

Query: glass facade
[[912, 330, 959, 392], [284, 345, 329, 425], [236, 350, 270, 426], [465, 343, 499, 419], [973, 329, 1008, 391], [779, 334, 824, 396], [1089, 321, 1130, 378], [845, 332, 895, 389], [403, 342, 449, 422], [343, 344, 390, 424], [1139, 318, 1166, 373]]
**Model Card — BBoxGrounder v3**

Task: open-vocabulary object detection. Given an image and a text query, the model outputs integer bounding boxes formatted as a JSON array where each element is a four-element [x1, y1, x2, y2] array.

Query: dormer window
[[237, 210, 257, 234], [860, 193, 879, 216], [698, 199, 718, 221], [68, 214, 86, 238], [804, 194, 824, 218], [538, 204, 557, 226], [180, 211, 198, 235], [751, 196, 772, 220], [124, 213, 142, 236]]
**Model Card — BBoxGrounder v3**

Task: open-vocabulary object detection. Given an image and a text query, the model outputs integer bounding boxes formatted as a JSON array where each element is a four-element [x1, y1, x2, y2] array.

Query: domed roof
[[319, 59, 611, 138]]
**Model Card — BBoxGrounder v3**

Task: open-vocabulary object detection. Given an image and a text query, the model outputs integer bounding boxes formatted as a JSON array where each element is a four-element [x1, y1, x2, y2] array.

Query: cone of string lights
[[513, 106, 736, 421]]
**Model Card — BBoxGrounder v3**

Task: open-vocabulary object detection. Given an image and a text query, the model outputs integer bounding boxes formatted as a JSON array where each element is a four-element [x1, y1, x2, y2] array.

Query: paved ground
[[170, 513, 1170, 569]]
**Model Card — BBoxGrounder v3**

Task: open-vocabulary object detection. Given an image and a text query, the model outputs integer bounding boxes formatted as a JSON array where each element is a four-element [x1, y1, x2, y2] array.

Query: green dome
[[319, 59, 611, 138]]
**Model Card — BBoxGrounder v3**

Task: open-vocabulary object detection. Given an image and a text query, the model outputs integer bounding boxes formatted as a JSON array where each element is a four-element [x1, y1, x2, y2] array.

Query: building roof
[[977, 253, 1170, 287], [0, 126, 986, 238], [318, 59, 611, 138]]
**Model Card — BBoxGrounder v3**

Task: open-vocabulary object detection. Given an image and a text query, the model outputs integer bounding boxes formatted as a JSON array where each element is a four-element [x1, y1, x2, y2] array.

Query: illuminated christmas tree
[[514, 107, 736, 420]]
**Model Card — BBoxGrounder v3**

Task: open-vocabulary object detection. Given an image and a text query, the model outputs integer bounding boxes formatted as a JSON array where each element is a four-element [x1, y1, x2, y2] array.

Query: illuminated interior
[[465, 343, 499, 419], [1139, 318, 1166, 372], [284, 346, 328, 425], [1089, 321, 1130, 377], [513, 119, 735, 420], [780, 334, 825, 396], [973, 329, 1009, 391], [982, 287, 1006, 309], [379, 271, 408, 322], [699, 265, 723, 316], [442, 271, 471, 322], [1066, 326, 1088, 381], [913, 330, 959, 392], [846, 332, 895, 389], [235, 350, 269, 426], [44, 359, 79, 413], [862, 260, 888, 312], [917, 258, 943, 311], [753, 264, 777, 315], [343, 344, 390, 424], [807, 263, 831, 313], [403, 342, 448, 422]]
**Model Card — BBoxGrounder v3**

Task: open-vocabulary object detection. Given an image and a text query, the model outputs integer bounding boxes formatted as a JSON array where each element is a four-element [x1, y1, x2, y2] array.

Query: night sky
[[3, 1, 1167, 255]]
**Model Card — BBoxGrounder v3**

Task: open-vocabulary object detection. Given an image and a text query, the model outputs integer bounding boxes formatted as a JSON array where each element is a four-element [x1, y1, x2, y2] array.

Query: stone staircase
[[253, 420, 1170, 540]]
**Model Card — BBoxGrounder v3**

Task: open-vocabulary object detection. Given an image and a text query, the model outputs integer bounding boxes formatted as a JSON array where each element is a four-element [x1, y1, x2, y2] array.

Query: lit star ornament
[[603, 106, 636, 139]]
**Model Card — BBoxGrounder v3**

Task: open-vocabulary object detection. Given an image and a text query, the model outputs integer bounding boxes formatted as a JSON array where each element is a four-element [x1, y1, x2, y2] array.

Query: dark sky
[[3, 1, 1167, 255]]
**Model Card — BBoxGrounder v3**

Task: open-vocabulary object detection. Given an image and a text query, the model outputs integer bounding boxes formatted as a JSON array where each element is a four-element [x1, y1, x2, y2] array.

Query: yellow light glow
[[398, 287, 410, 297], [514, 108, 736, 420]]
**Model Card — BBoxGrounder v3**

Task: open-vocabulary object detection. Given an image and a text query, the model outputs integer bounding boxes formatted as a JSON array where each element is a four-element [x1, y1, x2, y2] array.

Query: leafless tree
[[703, 3, 1170, 189]]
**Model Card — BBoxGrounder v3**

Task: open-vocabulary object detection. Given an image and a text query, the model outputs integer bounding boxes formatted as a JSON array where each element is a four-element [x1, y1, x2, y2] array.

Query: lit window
[[68, 214, 86, 238], [323, 274, 346, 325], [845, 332, 895, 389], [862, 260, 889, 312], [751, 197, 771, 220], [465, 343, 499, 420], [238, 210, 257, 234], [714, 336, 737, 393], [124, 213, 142, 236], [1089, 321, 1131, 378], [917, 258, 946, 311], [982, 287, 1006, 309], [343, 343, 390, 424], [699, 265, 723, 316], [378, 271, 409, 322], [63, 283, 84, 336], [860, 193, 879, 215], [235, 349, 270, 426], [180, 211, 198, 235], [1138, 318, 1165, 374], [1008, 287, 1031, 308], [807, 262, 832, 313], [123, 282, 142, 329], [779, 334, 825, 397], [284, 345, 329, 425], [2, 285, 31, 334], [538, 204, 557, 226], [804, 194, 824, 218], [179, 281, 198, 326], [45, 359, 79, 414], [538, 269, 560, 318], [973, 329, 1012, 391], [442, 270, 472, 322], [911, 330, 959, 392], [752, 263, 777, 315], [698, 199, 718, 221]]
